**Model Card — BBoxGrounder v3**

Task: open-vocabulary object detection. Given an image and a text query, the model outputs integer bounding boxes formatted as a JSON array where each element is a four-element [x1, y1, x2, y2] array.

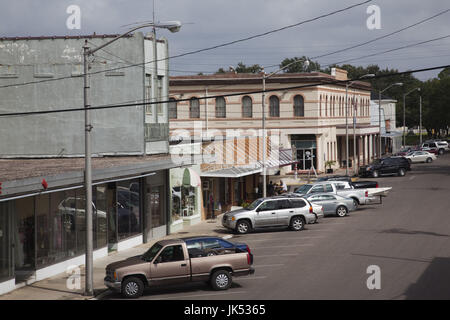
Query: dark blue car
[[182, 236, 253, 263]]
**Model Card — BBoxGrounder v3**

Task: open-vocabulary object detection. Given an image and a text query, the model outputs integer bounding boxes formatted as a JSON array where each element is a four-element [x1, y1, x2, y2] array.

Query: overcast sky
[[1, 0, 449, 80]]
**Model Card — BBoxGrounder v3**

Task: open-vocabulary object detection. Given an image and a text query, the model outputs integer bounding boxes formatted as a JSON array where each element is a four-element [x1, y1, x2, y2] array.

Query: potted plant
[[325, 160, 336, 174]]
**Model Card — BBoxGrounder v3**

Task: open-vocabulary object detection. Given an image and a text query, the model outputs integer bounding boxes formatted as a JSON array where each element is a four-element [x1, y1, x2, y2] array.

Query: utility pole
[[262, 70, 267, 198], [83, 40, 94, 296], [419, 93, 423, 145]]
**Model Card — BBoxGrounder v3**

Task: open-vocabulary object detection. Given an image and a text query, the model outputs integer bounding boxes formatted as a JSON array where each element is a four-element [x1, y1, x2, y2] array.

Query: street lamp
[[378, 82, 403, 159], [82, 20, 181, 296], [261, 58, 309, 197], [402, 87, 420, 147], [345, 74, 374, 176]]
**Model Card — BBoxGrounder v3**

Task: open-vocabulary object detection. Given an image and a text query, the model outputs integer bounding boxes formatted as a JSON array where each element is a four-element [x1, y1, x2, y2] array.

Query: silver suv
[[222, 196, 322, 234]]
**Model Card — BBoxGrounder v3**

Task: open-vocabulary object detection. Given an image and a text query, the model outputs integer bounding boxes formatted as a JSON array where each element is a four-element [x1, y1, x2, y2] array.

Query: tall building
[[0, 33, 193, 295]]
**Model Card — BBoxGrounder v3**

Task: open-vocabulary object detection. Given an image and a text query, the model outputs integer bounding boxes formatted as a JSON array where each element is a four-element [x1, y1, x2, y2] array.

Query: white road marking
[[253, 244, 314, 249], [409, 175, 416, 180], [255, 253, 299, 258], [151, 291, 248, 300], [253, 264, 285, 268], [222, 235, 234, 239], [244, 236, 325, 242]]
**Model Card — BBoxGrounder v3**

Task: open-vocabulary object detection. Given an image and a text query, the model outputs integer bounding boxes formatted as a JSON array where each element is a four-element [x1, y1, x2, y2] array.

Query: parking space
[[101, 152, 450, 300]]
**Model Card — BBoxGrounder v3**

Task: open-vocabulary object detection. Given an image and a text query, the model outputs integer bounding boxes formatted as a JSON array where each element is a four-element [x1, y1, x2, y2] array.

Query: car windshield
[[295, 184, 313, 194], [246, 198, 264, 210], [141, 243, 163, 261], [406, 151, 415, 156]]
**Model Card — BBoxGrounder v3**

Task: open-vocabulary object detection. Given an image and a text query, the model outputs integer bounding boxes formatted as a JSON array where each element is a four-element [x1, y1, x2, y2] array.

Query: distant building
[[370, 92, 401, 154]]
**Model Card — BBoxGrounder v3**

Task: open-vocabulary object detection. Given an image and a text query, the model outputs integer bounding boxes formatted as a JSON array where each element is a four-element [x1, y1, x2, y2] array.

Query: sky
[[0, 0, 449, 80]]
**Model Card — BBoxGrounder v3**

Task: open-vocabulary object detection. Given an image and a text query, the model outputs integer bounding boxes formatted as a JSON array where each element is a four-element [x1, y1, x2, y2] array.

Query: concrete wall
[[0, 34, 147, 157]]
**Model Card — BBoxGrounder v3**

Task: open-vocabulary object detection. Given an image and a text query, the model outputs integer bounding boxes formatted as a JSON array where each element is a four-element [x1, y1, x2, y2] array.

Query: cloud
[[0, 0, 449, 79]]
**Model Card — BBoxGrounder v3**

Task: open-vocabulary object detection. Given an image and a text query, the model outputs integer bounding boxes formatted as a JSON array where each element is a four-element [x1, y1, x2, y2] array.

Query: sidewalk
[[0, 216, 228, 300]]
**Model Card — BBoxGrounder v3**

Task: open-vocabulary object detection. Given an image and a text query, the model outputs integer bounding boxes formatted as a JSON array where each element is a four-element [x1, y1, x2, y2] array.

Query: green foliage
[[280, 56, 321, 73]]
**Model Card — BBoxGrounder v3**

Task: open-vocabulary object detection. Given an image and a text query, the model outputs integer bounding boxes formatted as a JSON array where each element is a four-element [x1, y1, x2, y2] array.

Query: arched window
[[189, 97, 200, 119], [242, 96, 252, 118], [293, 95, 304, 117], [169, 97, 177, 119], [215, 97, 226, 118], [269, 95, 280, 117]]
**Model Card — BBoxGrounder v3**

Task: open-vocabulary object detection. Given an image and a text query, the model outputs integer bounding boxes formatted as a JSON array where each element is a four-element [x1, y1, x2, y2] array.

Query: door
[[254, 200, 279, 227], [146, 186, 166, 240], [318, 195, 338, 214], [276, 199, 294, 226], [13, 198, 36, 283], [150, 244, 189, 285], [106, 184, 118, 252]]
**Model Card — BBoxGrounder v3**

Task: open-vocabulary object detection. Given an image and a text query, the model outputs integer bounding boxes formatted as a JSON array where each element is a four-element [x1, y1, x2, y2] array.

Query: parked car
[[403, 150, 437, 163], [183, 236, 252, 263], [421, 142, 445, 155], [436, 140, 449, 151], [359, 157, 411, 178], [293, 181, 376, 208], [104, 238, 254, 298], [395, 146, 419, 156], [303, 193, 357, 217], [222, 195, 322, 234]]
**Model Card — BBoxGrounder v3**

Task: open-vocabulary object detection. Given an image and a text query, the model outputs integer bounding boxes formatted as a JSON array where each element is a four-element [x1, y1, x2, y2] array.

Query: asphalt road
[[103, 153, 450, 300]]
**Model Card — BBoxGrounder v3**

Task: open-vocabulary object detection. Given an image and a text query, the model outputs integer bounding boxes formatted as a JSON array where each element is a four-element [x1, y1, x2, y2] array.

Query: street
[[102, 153, 450, 300]]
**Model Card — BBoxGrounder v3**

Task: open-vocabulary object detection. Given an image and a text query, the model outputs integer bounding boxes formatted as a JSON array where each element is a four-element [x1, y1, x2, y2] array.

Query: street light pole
[[419, 93, 423, 145], [262, 71, 267, 198], [378, 82, 403, 159], [82, 21, 181, 296], [261, 58, 309, 197], [345, 74, 374, 176], [402, 87, 420, 147]]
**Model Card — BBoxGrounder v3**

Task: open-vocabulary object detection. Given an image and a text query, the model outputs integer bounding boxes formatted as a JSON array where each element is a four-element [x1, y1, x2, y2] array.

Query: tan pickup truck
[[104, 238, 255, 298]]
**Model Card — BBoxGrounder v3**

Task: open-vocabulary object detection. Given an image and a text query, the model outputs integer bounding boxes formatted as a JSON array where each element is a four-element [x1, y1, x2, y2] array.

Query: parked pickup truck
[[294, 181, 378, 207], [104, 238, 255, 298], [315, 175, 378, 189]]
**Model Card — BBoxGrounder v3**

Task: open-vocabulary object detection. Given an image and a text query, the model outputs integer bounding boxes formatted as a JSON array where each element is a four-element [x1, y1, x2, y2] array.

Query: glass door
[[0, 202, 13, 282], [106, 184, 117, 253], [14, 198, 36, 283]]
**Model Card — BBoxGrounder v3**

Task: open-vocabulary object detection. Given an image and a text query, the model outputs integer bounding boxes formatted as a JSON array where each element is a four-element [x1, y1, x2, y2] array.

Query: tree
[[215, 62, 262, 74], [280, 56, 320, 73]]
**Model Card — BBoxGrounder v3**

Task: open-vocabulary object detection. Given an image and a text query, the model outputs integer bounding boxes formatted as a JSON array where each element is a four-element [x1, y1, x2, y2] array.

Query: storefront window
[[0, 202, 13, 280], [171, 186, 182, 222], [117, 180, 141, 240], [181, 186, 196, 217]]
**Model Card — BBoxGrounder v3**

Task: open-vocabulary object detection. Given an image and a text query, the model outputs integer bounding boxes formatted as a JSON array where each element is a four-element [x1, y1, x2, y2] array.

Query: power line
[[0, 64, 447, 118], [0, 0, 372, 90], [262, 8, 450, 70]]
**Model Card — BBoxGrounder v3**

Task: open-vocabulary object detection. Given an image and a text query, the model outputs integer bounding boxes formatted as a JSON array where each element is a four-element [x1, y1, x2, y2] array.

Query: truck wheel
[[336, 206, 348, 217], [121, 277, 144, 299], [351, 198, 359, 209], [372, 170, 379, 178], [398, 168, 406, 176], [235, 220, 251, 234], [210, 269, 232, 290], [290, 216, 305, 231]]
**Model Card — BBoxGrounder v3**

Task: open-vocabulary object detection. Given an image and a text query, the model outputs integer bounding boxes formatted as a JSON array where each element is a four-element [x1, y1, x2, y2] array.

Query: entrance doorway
[[144, 185, 166, 241], [296, 148, 317, 170], [106, 183, 118, 253], [13, 198, 35, 284]]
